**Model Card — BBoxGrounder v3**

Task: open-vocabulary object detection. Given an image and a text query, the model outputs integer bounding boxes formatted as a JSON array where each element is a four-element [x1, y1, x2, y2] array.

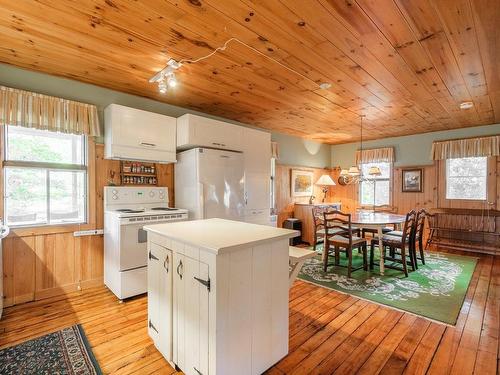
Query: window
[[359, 162, 391, 206], [446, 156, 487, 200], [4, 126, 87, 227]]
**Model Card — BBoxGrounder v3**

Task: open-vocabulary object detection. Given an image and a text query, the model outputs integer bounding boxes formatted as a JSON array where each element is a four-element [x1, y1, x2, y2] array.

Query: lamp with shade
[[315, 174, 336, 202]]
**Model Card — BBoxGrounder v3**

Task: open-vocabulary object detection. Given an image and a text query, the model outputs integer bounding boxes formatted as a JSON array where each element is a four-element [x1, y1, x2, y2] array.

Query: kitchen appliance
[[104, 186, 187, 300], [175, 148, 245, 220]]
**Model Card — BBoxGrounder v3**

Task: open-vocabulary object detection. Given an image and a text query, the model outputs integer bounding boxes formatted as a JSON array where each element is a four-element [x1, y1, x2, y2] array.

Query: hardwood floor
[[0, 250, 498, 375]]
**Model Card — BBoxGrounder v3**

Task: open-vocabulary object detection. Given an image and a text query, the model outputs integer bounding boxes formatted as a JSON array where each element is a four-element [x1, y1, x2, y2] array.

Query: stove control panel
[[104, 186, 169, 207]]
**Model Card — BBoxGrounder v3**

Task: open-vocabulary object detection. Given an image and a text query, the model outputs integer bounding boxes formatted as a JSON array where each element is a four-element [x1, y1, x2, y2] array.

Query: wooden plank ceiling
[[0, 0, 498, 144]]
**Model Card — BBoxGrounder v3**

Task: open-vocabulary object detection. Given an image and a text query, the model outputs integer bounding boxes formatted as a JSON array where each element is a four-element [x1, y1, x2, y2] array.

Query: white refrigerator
[[175, 148, 246, 220]]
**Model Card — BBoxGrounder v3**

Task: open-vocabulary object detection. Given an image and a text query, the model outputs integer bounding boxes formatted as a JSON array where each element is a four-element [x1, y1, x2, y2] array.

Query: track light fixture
[[150, 38, 333, 94]]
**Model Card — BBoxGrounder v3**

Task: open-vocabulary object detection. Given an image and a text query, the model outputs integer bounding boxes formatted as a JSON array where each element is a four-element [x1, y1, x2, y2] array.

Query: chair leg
[[419, 241, 425, 265], [323, 241, 329, 272], [347, 248, 352, 278], [362, 244, 368, 271], [401, 247, 408, 277], [369, 242, 374, 270], [313, 232, 317, 251], [334, 246, 340, 266]]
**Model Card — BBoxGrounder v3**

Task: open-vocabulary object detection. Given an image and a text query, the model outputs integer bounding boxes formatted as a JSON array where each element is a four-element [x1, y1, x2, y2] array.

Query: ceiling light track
[[150, 37, 332, 94]]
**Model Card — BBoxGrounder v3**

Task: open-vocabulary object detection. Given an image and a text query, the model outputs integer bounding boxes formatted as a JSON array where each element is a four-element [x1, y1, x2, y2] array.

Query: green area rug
[[297, 247, 477, 325]]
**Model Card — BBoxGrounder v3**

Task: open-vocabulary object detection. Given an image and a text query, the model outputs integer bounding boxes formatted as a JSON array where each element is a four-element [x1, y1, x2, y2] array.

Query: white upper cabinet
[[176, 114, 243, 151], [242, 128, 271, 213], [104, 104, 176, 163]]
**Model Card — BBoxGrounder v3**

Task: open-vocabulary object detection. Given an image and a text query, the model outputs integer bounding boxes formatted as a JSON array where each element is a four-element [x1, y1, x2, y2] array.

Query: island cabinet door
[[147, 243, 173, 362], [173, 253, 210, 375]]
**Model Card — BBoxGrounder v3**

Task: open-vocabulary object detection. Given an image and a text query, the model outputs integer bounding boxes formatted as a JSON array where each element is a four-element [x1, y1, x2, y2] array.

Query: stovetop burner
[[151, 207, 178, 211], [115, 209, 145, 213]]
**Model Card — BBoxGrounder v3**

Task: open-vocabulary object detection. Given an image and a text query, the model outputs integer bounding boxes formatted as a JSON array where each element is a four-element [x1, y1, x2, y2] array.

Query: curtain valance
[[0, 85, 101, 136], [271, 141, 279, 159], [355, 147, 394, 164], [431, 135, 499, 160]]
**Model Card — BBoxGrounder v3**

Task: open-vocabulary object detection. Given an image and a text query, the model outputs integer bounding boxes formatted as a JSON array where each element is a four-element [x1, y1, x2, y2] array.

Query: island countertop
[[144, 218, 299, 254]]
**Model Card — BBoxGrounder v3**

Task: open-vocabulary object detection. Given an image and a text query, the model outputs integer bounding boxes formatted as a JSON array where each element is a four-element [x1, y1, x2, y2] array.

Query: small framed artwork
[[402, 168, 423, 192], [291, 169, 314, 197]]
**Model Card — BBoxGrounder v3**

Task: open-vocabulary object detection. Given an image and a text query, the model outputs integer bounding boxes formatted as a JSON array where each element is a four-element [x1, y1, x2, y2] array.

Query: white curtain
[[355, 147, 394, 164], [0, 85, 101, 136], [431, 135, 499, 160]]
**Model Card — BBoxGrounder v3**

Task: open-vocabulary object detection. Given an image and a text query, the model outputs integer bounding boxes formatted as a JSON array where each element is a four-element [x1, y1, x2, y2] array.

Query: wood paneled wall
[[2, 143, 174, 307], [275, 164, 336, 227]]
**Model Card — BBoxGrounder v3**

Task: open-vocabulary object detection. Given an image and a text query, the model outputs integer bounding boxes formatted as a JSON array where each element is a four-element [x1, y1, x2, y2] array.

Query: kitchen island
[[144, 218, 298, 375]]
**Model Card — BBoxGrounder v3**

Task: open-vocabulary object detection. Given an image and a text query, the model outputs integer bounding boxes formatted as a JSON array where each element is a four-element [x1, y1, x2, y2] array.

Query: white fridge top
[[144, 218, 298, 254]]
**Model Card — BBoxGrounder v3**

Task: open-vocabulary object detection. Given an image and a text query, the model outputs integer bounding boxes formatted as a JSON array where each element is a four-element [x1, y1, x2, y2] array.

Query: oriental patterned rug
[[0, 325, 102, 375], [297, 247, 477, 325]]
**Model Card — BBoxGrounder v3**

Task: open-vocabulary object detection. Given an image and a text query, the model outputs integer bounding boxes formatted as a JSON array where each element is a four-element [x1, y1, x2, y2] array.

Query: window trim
[[2, 126, 89, 228], [444, 156, 488, 201], [358, 161, 393, 207]]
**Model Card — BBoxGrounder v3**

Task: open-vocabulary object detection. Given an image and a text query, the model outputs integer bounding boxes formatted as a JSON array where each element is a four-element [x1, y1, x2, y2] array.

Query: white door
[[120, 222, 148, 270], [244, 172, 270, 211], [174, 253, 209, 375], [198, 149, 245, 220], [157, 245, 173, 361]]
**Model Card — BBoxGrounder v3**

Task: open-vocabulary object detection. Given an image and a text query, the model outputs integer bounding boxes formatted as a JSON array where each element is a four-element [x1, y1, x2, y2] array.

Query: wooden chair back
[[312, 206, 330, 229], [401, 210, 417, 244], [323, 210, 354, 247], [415, 209, 427, 243]]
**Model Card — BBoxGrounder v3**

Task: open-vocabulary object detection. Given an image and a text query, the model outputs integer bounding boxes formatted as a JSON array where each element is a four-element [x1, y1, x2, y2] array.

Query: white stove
[[104, 186, 188, 300]]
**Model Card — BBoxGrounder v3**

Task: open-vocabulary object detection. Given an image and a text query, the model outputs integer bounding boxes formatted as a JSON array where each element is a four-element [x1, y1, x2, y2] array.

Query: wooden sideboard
[[294, 202, 342, 245]]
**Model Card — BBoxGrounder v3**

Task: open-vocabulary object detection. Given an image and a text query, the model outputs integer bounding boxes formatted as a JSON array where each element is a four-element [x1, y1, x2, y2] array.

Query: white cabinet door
[[148, 243, 173, 361], [242, 128, 271, 173], [173, 253, 209, 375], [177, 114, 242, 151], [244, 172, 270, 212], [117, 106, 176, 153]]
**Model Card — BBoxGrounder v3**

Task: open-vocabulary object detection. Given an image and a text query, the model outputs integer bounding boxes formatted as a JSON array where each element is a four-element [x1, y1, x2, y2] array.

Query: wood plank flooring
[[0, 250, 498, 374]]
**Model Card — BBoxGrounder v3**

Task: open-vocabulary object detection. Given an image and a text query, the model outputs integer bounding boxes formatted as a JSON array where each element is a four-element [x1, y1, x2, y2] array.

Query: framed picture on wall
[[402, 168, 423, 192], [291, 169, 314, 197]]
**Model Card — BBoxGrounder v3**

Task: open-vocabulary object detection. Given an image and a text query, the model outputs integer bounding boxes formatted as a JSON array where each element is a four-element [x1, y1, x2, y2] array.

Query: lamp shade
[[368, 166, 382, 176], [339, 169, 349, 176], [348, 166, 360, 176], [315, 174, 336, 186]]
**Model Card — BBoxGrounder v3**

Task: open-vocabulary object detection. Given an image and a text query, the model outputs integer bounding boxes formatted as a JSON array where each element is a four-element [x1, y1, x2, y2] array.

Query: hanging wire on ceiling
[[149, 37, 337, 95]]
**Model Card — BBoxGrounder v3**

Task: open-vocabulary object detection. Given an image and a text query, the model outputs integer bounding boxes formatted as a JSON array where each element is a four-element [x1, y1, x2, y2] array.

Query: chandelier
[[337, 115, 381, 185]]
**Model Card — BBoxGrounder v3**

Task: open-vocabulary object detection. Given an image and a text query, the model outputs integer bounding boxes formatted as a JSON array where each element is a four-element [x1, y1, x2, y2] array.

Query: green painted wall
[[0, 63, 327, 167], [331, 123, 500, 168]]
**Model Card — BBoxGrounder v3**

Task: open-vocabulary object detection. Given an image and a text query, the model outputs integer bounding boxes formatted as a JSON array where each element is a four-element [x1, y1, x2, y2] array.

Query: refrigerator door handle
[[199, 182, 205, 219]]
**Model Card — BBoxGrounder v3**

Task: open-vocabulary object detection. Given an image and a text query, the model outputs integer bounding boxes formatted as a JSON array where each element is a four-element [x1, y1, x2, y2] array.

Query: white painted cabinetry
[[147, 242, 173, 363], [145, 219, 298, 375], [105, 104, 177, 162], [176, 114, 243, 151], [242, 128, 271, 225]]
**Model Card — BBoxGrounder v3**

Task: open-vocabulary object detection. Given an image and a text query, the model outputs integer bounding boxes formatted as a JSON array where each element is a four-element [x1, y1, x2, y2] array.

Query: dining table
[[322, 211, 407, 275]]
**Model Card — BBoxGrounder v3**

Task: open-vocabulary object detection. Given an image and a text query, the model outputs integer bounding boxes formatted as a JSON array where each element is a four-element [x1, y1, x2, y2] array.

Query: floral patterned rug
[[298, 249, 477, 325], [0, 325, 101, 374]]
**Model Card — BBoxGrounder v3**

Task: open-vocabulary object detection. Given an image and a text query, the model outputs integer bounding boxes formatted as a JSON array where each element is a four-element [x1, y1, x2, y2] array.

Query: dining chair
[[386, 208, 427, 268], [359, 205, 397, 238], [370, 210, 417, 277], [413, 209, 427, 266], [311, 206, 329, 251], [323, 210, 368, 278]]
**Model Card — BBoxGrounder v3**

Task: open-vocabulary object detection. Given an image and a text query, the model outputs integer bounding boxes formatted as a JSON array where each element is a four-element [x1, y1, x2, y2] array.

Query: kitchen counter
[[144, 218, 296, 375], [144, 218, 298, 254]]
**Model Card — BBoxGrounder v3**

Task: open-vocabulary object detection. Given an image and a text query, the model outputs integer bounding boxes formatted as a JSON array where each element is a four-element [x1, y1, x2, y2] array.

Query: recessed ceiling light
[[460, 101, 474, 110], [319, 82, 332, 90]]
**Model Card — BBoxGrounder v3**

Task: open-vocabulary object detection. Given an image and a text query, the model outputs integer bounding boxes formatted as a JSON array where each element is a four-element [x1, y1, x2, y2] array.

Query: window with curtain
[[359, 162, 391, 206], [4, 126, 87, 227], [445, 156, 487, 200]]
